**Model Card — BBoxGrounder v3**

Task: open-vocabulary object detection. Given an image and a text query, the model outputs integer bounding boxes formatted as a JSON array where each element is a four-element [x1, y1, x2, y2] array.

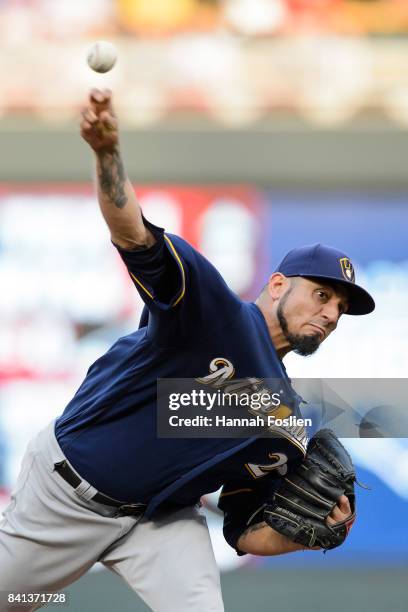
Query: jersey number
[[245, 453, 288, 478]]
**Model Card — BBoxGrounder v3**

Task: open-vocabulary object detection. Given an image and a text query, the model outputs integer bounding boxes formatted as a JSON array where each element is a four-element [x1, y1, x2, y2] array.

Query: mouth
[[307, 323, 326, 338]]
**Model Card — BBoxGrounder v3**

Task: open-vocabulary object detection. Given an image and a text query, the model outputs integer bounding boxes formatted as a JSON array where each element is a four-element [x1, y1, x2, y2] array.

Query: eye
[[315, 289, 329, 301]]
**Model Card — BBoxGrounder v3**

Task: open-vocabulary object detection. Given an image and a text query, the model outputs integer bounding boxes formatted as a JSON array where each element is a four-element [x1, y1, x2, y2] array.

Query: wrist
[[94, 144, 120, 159]]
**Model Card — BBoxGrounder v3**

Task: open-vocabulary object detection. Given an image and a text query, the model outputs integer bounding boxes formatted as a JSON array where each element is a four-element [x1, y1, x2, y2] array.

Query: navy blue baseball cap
[[276, 244, 375, 315]]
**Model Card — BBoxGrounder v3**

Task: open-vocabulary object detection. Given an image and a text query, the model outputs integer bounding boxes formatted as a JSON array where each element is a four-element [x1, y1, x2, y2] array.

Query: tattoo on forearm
[[98, 149, 128, 209], [241, 521, 267, 538]]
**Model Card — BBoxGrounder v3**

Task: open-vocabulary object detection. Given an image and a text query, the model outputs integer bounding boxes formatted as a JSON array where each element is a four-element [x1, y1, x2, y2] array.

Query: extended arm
[[80, 88, 154, 250]]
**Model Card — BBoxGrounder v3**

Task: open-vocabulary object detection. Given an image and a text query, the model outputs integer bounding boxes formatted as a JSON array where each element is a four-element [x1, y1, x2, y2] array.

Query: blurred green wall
[[45, 567, 408, 612], [3, 118, 408, 187]]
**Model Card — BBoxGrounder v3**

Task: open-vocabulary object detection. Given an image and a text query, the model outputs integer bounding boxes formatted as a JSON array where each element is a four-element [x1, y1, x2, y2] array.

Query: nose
[[321, 300, 340, 327]]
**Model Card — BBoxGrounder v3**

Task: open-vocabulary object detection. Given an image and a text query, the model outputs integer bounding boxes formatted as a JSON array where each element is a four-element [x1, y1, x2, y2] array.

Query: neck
[[255, 299, 292, 359]]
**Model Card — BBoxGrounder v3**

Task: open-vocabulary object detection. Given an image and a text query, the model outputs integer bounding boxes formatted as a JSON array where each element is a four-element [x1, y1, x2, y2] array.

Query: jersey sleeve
[[218, 479, 280, 556], [114, 217, 185, 311], [114, 217, 242, 341]]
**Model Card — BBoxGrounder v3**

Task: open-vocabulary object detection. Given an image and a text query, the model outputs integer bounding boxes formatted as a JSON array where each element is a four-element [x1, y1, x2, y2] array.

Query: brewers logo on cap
[[339, 257, 355, 283]]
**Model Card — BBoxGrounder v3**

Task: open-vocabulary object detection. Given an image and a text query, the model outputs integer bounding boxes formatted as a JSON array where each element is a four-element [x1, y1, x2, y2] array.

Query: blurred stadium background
[[0, 0, 407, 610]]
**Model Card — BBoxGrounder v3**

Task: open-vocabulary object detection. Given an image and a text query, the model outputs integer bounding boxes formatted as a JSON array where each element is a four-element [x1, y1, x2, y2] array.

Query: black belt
[[54, 460, 146, 516]]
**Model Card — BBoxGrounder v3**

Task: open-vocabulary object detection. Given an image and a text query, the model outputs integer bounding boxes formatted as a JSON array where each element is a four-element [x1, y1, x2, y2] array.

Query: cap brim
[[299, 274, 375, 316]]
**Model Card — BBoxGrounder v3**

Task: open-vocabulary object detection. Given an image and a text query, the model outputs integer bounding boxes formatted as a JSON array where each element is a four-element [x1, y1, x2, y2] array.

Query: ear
[[266, 273, 291, 301]]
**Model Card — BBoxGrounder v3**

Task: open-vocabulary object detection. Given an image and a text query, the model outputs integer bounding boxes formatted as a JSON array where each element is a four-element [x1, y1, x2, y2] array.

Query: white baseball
[[87, 41, 117, 73]]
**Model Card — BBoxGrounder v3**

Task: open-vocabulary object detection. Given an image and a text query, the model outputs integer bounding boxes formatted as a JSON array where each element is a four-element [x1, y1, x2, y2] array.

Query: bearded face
[[276, 278, 348, 356]]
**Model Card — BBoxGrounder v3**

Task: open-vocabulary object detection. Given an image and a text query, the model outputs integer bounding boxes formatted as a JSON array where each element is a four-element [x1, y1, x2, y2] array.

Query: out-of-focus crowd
[[1, 1, 408, 126], [1, 0, 408, 40]]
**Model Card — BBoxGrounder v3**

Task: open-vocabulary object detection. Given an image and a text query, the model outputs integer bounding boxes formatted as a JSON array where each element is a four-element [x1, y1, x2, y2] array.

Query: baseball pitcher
[[0, 89, 375, 612]]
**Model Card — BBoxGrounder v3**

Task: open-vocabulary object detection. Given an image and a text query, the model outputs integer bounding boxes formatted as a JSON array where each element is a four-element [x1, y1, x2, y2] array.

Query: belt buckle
[[117, 503, 145, 516]]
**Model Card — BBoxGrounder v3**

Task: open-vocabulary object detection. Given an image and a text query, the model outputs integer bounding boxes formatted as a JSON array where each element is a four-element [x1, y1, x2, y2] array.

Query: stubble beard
[[277, 290, 321, 357]]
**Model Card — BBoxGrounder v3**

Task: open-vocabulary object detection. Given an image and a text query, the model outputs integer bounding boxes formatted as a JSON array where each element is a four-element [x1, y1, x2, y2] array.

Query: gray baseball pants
[[0, 422, 224, 612]]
